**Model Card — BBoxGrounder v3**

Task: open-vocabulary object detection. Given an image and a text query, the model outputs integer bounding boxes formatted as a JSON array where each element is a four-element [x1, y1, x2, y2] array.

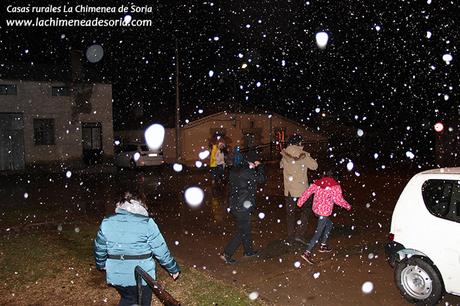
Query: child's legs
[[306, 216, 329, 252], [319, 217, 333, 245]]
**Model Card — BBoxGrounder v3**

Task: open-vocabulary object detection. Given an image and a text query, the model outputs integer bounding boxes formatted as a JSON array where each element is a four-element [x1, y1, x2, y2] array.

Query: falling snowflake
[[173, 163, 183, 172], [361, 281, 374, 294], [184, 187, 204, 207], [198, 150, 210, 160], [248, 291, 259, 300], [346, 161, 354, 171], [144, 124, 165, 151], [405, 151, 415, 159]]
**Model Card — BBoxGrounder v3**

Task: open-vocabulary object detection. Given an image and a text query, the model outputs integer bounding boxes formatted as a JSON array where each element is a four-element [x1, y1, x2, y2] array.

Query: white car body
[[388, 167, 460, 301], [114, 143, 164, 168]]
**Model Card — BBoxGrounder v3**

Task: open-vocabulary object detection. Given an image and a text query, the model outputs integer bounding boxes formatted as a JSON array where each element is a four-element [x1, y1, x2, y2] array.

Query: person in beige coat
[[280, 134, 318, 244]]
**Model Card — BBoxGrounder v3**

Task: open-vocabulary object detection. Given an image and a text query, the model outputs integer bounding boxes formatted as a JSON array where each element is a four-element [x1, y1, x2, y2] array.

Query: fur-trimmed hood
[[115, 199, 148, 216], [280, 145, 308, 160]]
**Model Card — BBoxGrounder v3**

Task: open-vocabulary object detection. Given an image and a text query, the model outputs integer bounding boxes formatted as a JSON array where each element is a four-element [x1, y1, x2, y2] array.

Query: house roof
[[182, 111, 328, 141]]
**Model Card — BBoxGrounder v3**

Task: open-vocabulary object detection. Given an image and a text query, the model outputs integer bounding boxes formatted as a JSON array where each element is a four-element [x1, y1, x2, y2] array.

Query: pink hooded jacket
[[297, 177, 351, 216]]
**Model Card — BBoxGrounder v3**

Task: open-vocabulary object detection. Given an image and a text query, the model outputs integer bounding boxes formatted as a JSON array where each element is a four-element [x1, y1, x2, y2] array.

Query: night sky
[[0, 0, 458, 162]]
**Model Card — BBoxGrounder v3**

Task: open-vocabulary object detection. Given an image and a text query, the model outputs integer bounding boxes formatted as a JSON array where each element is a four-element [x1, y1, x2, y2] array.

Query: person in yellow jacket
[[280, 134, 318, 245], [210, 142, 226, 184]]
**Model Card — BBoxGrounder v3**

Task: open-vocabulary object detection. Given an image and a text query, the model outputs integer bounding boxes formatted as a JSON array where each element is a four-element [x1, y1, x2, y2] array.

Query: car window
[[422, 179, 460, 223], [120, 144, 138, 152]]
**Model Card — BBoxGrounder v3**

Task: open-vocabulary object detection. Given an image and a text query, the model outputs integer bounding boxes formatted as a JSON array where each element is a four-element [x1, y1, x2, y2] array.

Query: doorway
[[82, 122, 103, 165], [0, 113, 25, 170]]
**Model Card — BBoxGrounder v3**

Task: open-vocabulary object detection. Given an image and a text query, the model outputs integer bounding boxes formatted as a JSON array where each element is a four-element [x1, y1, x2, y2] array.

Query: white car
[[386, 168, 460, 305], [114, 143, 164, 169]]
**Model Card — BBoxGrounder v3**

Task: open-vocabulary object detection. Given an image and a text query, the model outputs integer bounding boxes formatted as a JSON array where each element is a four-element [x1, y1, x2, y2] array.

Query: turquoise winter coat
[[94, 209, 180, 287]]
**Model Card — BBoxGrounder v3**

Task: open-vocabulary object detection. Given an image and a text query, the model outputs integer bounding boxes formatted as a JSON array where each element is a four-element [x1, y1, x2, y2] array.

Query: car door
[[422, 179, 460, 294]]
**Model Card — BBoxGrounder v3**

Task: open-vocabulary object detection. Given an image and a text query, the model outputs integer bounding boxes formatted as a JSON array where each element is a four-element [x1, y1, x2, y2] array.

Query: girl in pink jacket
[[297, 176, 351, 264]]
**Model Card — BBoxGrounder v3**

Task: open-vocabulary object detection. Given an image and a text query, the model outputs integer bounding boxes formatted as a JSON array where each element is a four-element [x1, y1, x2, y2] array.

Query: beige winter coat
[[280, 145, 318, 197]]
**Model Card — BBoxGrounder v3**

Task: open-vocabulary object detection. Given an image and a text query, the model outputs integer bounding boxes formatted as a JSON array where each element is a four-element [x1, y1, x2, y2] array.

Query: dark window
[[0, 84, 17, 95], [422, 179, 460, 223], [33, 119, 55, 145], [52, 86, 71, 96], [121, 144, 139, 152]]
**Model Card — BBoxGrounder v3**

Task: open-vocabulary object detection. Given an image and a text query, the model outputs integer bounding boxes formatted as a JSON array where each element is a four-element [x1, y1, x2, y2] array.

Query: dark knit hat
[[287, 134, 304, 145]]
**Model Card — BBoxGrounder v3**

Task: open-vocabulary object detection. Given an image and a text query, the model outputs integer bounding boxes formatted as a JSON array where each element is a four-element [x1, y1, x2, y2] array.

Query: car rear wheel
[[395, 257, 443, 305]]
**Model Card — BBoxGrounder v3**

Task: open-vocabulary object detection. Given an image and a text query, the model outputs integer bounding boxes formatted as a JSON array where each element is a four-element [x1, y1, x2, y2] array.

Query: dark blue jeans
[[306, 216, 333, 252], [114, 285, 152, 306], [224, 211, 253, 256], [212, 165, 225, 183]]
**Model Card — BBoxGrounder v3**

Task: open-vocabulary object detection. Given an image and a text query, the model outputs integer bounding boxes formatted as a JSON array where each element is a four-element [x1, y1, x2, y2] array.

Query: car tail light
[[389, 233, 394, 241]]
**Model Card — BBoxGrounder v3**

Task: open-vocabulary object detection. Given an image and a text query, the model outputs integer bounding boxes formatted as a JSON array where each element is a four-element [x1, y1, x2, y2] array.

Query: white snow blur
[[361, 281, 374, 294], [248, 291, 259, 300], [184, 187, 204, 207], [173, 163, 183, 172], [144, 124, 165, 151], [315, 32, 329, 49], [442, 54, 453, 65], [346, 160, 354, 171], [86, 44, 104, 63], [199, 150, 210, 160]]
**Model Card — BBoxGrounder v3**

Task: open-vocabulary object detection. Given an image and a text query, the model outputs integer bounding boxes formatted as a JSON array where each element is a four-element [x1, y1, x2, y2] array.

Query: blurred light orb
[[434, 122, 444, 133], [243, 200, 253, 209], [144, 124, 165, 151], [173, 163, 183, 172], [195, 160, 203, 168], [208, 70, 214, 77], [199, 150, 210, 160], [357, 129, 364, 137], [86, 44, 104, 63], [346, 160, 354, 171], [248, 291, 259, 300], [315, 32, 329, 49], [426, 31, 432, 39], [442, 54, 453, 64], [313, 272, 321, 279], [406, 151, 415, 159], [66, 170, 72, 178], [123, 15, 132, 24], [258, 212, 265, 219], [133, 152, 141, 161], [184, 187, 204, 207], [294, 261, 301, 268], [24, 192, 29, 199], [361, 281, 374, 294]]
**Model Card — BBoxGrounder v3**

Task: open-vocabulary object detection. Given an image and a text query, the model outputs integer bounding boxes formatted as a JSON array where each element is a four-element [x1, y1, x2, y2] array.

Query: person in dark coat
[[220, 156, 266, 264], [94, 187, 180, 306]]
